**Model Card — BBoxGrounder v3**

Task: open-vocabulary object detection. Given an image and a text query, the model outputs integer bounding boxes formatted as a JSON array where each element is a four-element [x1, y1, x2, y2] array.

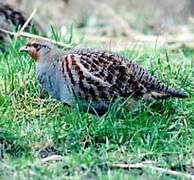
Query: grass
[[0, 35, 193, 179]]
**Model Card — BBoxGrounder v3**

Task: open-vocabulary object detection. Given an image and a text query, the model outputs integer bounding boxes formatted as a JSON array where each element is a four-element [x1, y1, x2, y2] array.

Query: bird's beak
[[19, 46, 29, 53]]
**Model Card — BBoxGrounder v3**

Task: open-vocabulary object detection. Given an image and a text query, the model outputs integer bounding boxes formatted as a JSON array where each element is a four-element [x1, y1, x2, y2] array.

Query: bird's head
[[19, 39, 53, 61]]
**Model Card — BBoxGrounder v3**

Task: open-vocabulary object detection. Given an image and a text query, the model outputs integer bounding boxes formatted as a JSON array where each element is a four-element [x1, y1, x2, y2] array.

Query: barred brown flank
[[63, 55, 75, 86], [61, 60, 65, 74], [65, 56, 69, 72]]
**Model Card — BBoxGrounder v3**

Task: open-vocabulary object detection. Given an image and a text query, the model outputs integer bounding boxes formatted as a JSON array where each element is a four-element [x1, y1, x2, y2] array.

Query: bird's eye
[[32, 43, 41, 50]]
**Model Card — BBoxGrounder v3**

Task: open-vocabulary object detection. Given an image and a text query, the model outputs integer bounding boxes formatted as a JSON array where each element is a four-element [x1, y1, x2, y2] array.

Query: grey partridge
[[20, 39, 188, 114], [0, 3, 43, 50]]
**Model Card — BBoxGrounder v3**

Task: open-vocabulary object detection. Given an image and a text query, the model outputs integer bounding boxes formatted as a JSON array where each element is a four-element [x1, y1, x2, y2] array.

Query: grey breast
[[36, 61, 74, 106]]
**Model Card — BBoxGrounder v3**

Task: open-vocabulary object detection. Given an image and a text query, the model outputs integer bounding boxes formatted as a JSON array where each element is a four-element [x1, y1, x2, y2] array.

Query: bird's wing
[[60, 50, 147, 102], [73, 49, 160, 92]]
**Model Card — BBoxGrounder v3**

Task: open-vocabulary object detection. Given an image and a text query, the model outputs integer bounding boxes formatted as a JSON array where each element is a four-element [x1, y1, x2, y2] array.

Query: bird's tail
[[166, 87, 188, 98], [146, 86, 188, 100], [130, 64, 188, 100]]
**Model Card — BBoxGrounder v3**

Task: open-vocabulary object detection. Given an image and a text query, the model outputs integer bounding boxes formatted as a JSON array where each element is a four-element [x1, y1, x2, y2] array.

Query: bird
[[19, 39, 188, 114], [0, 3, 44, 50]]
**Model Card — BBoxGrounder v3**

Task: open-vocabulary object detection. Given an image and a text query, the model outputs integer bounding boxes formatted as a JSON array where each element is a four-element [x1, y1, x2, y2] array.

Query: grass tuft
[[0, 34, 193, 179]]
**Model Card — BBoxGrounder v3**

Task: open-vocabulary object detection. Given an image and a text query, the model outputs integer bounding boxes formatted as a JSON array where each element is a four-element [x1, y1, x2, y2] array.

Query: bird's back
[[62, 48, 187, 102]]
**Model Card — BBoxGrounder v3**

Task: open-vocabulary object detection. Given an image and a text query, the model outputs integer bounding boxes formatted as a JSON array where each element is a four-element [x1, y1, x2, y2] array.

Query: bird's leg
[[39, 88, 47, 99], [34, 88, 48, 105]]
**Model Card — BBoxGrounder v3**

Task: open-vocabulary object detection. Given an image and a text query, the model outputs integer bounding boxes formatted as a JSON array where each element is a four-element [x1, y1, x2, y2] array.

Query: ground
[[0, 35, 193, 179]]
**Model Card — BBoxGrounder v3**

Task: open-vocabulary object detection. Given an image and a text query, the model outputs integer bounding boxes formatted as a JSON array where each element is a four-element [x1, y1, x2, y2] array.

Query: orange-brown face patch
[[28, 46, 39, 61]]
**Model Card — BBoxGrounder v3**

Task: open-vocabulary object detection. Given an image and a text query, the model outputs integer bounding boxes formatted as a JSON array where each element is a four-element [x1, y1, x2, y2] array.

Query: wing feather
[[61, 51, 147, 102]]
